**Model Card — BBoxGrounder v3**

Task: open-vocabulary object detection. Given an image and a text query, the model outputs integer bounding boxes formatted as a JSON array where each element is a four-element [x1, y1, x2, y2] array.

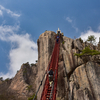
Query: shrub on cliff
[[26, 85, 32, 92], [4, 78, 10, 82], [28, 94, 37, 100], [74, 46, 100, 57], [62, 41, 65, 44], [86, 35, 96, 44], [23, 68, 27, 76], [31, 63, 36, 66], [79, 37, 83, 43], [0, 77, 3, 81]]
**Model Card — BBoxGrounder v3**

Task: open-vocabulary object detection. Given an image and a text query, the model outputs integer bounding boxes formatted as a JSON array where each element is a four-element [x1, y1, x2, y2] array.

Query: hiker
[[56, 35, 59, 43], [48, 68, 53, 87]]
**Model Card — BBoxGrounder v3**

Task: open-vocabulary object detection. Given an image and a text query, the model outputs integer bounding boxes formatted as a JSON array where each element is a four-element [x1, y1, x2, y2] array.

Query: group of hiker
[[48, 68, 54, 87], [47, 33, 60, 87], [56, 32, 60, 43]]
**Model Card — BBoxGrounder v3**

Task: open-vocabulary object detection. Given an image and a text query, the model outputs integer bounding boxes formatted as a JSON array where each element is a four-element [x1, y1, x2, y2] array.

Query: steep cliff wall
[[0, 62, 38, 100], [36, 31, 56, 99], [0, 31, 100, 100], [8, 62, 38, 100], [57, 35, 100, 100], [36, 32, 100, 100]]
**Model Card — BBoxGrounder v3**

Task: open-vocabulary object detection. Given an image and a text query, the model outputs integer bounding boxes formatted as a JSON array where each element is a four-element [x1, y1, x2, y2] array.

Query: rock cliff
[[0, 62, 38, 100], [57, 35, 100, 100], [0, 30, 100, 100], [36, 31, 56, 99]]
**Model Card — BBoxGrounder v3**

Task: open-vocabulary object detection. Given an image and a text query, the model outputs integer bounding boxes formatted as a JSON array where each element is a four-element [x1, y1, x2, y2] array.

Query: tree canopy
[[74, 46, 100, 57], [86, 35, 96, 44]]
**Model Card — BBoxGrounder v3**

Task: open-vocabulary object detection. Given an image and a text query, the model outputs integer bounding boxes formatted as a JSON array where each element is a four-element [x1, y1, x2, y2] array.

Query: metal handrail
[[33, 70, 47, 100], [49, 67, 56, 100]]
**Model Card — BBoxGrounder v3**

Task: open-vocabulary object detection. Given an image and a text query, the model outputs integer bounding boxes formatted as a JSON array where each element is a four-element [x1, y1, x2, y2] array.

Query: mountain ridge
[[0, 31, 100, 100]]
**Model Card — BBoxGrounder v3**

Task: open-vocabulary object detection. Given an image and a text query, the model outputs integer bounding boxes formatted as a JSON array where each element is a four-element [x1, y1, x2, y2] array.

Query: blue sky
[[0, 0, 100, 79]]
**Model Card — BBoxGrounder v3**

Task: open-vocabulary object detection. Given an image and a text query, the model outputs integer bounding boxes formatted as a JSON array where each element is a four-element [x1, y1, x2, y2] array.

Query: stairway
[[40, 35, 60, 100]]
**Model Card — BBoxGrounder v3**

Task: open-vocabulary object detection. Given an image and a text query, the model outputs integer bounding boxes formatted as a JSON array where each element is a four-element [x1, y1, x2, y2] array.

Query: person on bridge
[[48, 68, 54, 87]]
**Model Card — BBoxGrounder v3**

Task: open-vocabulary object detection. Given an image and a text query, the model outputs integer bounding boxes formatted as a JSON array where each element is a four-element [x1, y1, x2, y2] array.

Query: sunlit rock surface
[[0, 31, 100, 100]]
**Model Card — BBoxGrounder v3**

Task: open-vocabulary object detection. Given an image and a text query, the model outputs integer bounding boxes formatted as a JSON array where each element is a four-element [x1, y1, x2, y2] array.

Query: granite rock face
[[36, 32, 100, 100], [58, 35, 100, 100], [62, 37, 84, 75], [68, 62, 100, 100], [0, 31, 100, 100], [36, 31, 56, 99], [8, 62, 38, 100]]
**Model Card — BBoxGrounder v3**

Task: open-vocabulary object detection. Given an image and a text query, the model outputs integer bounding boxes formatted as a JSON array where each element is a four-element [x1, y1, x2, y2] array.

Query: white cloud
[[0, 5, 20, 17], [0, 25, 38, 79], [72, 25, 78, 32], [98, 26, 100, 31], [0, 10, 3, 16], [66, 17, 78, 32], [66, 17, 72, 23], [0, 25, 19, 41], [79, 29, 100, 45]]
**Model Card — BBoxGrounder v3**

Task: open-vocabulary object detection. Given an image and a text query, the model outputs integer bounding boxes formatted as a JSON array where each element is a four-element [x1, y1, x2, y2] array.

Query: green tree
[[79, 38, 83, 43], [74, 46, 100, 57], [26, 85, 32, 92], [86, 35, 96, 44], [74, 46, 100, 63], [0, 77, 3, 81], [62, 41, 65, 44], [4, 78, 10, 82], [35, 60, 38, 62]]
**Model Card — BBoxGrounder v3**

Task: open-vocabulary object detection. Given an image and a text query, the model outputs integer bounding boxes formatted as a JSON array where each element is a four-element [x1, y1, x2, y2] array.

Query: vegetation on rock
[[86, 35, 96, 44], [0, 77, 3, 81], [31, 63, 36, 66], [24, 62, 29, 66], [74, 46, 100, 57], [75, 35, 100, 57], [35, 60, 38, 62], [4, 78, 10, 82], [26, 85, 32, 91], [78, 37, 83, 43], [28, 94, 37, 100], [62, 41, 65, 44], [23, 68, 27, 76]]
